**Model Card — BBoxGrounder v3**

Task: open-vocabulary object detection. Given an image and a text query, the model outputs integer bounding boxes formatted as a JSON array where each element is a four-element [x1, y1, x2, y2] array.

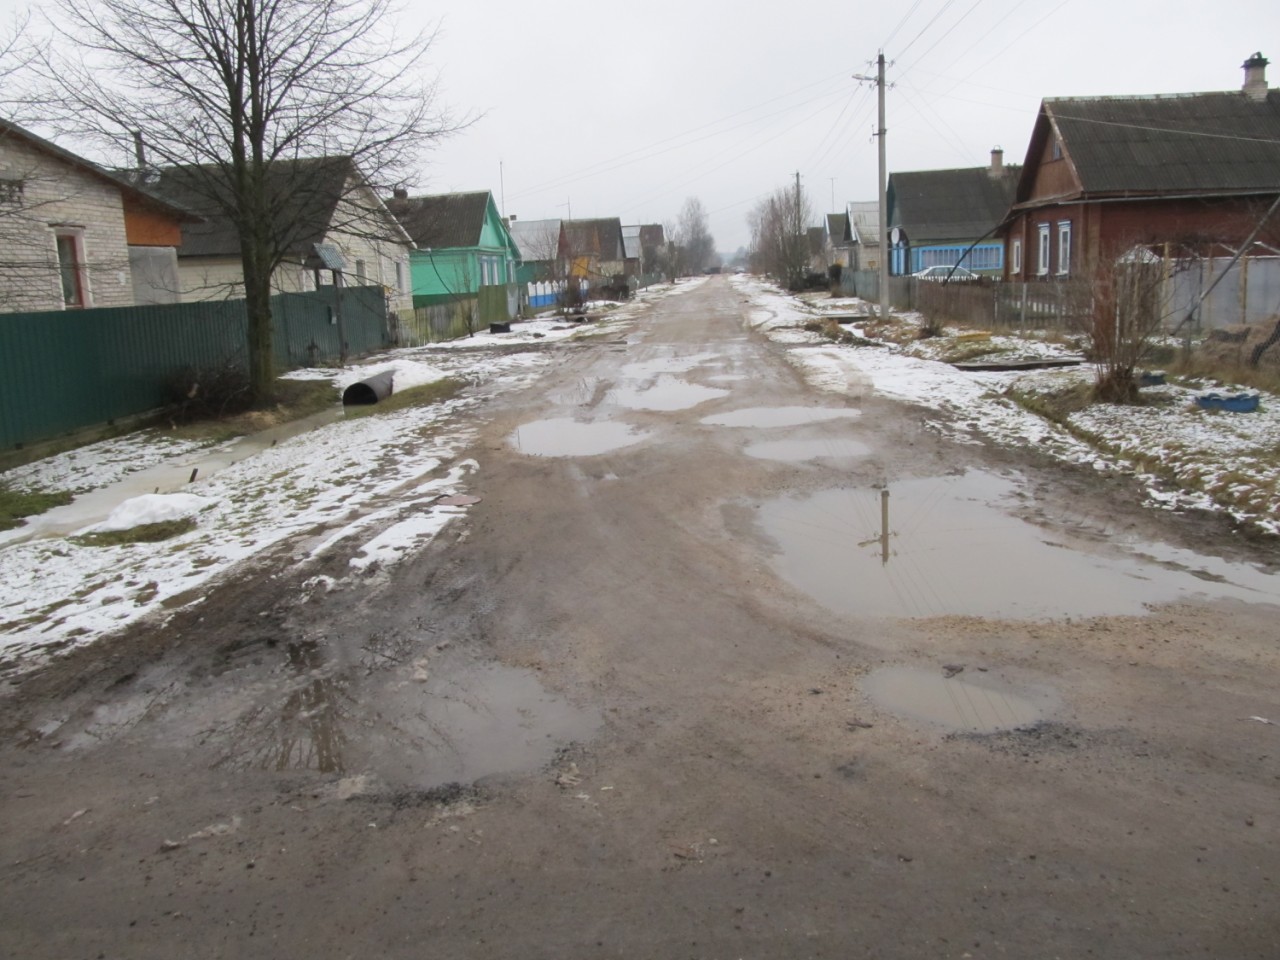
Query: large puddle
[[756, 470, 1280, 619], [608, 376, 730, 412], [745, 437, 871, 463], [863, 666, 1047, 732], [212, 642, 599, 787], [510, 418, 652, 457], [702, 406, 861, 429]]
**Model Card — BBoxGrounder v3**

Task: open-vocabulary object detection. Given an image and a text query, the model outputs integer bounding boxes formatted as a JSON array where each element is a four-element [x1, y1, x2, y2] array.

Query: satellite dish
[[889, 227, 903, 246]]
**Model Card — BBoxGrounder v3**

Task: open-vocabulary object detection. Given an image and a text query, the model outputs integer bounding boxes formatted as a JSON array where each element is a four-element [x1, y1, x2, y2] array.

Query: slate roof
[[846, 201, 880, 244], [509, 218, 562, 261], [0, 118, 199, 222], [621, 224, 643, 259], [826, 213, 851, 244], [638, 224, 665, 248], [564, 218, 624, 259], [889, 166, 1020, 243], [1032, 90, 1280, 198], [150, 156, 363, 258], [388, 191, 492, 250]]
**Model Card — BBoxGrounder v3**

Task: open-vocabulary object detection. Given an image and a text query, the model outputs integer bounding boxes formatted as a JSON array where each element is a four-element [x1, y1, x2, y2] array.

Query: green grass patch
[[71, 517, 197, 547], [0, 484, 74, 531], [343, 377, 467, 418]]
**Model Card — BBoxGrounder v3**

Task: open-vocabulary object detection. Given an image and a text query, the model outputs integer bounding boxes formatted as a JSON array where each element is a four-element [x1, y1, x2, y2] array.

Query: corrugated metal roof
[[889, 166, 1019, 243], [826, 213, 850, 244], [509, 218, 562, 260], [1044, 90, 1280, 196], [388, 191, 492, 250]]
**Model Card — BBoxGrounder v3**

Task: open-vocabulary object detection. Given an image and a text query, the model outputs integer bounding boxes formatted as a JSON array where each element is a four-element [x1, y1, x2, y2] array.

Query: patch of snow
[[88, 493, 215, 533]]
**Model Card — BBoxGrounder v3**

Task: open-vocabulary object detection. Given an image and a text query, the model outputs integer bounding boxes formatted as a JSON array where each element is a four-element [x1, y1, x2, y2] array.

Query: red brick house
[[1003, 53, 1280, 282]]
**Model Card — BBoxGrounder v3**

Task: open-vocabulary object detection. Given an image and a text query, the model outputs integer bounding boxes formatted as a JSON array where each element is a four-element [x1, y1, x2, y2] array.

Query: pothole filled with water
[[755, 470, 1279, 619], [608, 376, 730, 412], [744, 437, 871, 463], [510, 419, 652, 457], [863, 666, 1047, 733], [701, 406, 861, 428]]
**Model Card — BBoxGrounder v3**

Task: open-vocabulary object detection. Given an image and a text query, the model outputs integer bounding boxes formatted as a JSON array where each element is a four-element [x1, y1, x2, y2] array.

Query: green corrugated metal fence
[[0, 285, 390, 449]]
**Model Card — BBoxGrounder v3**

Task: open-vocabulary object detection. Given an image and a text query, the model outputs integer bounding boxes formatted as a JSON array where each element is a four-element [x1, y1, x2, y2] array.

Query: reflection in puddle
[[213, 641, 599, 786], [619, 353, 720, 379], [744, 437, 871, 463], [608, 376, 729, 411], [756, 471, 1279, 619], [510, 418, 652, 457], [216, 641, 349, 774], [702, 406, 860, 428], [864, 666, 1045, 732]]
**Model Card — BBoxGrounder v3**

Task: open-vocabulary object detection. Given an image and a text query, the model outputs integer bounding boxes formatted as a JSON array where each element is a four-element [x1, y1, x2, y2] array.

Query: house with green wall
[[387, 189, 520, 324]]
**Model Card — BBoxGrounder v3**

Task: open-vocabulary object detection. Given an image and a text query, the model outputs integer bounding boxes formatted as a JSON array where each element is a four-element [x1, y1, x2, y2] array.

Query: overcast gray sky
[[7, 0, 1280, 250]]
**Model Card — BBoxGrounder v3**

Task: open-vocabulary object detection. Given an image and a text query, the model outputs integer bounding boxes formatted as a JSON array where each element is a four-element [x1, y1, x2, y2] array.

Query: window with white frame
[[1011, 238, 1022, 275], [1036, 223, 1050, 276], [54, 229, 89, 308], [1057, 221, 1072, 276]]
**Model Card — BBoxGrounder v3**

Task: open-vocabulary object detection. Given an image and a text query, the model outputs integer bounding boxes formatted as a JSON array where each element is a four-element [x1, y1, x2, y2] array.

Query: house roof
[[638, 224, 665, 249], [806, 226, 826, 256], [621, 225, 643, 259], [0, 118, 199, 222], [509, 218, 562, 261], [889, 165, 1019, 243], [846, 201, 881, 245], [826, 213, 851, 244], [387, 190, 494, 250], [150, 156, 385, 258], [564, 218, 624, 259], [1025, 90, 1280, 200]]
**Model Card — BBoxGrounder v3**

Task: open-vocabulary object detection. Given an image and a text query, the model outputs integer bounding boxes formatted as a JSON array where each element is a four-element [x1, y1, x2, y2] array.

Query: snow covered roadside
[[732, 274, 1280, 536], [0, 348, 551, 675]]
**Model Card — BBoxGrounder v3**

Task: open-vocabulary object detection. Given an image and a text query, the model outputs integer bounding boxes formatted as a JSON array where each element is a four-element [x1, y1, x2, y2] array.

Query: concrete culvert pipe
[[342, 370, 395, 406]]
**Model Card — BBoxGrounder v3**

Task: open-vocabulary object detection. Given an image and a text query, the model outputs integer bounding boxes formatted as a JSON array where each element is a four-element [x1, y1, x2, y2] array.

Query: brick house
[[1003, 53, 1280, 282], [0, 119, 194, 313]]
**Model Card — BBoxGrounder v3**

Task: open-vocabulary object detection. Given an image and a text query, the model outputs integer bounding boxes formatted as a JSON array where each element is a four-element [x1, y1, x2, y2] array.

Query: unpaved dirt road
[[3, 278, 1279, 958]]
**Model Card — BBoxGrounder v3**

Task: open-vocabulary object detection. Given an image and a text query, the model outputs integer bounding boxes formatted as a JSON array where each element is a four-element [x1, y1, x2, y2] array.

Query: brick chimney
[[989, 146, 1004, 178], [1243, 52, 1269, 101]]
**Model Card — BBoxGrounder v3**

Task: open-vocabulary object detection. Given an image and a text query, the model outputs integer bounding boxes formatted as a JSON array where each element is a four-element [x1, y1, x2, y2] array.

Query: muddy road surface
[[3, 277, 1279, 958]]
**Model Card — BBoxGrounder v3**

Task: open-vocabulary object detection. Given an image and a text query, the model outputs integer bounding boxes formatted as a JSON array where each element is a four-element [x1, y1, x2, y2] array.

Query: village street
[[2, 277, 1279, 958]]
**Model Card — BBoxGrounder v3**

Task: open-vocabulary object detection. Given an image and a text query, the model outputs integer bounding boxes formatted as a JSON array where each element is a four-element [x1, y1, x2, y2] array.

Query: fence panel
[[0, 285, 391, 450]]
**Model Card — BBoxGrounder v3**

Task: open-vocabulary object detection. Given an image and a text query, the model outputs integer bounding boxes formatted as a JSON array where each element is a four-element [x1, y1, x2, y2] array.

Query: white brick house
[[0, 119, 193, 313]]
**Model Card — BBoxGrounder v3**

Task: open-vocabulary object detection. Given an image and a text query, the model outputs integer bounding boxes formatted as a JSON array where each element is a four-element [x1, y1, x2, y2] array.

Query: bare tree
[[748, 183, 811, 290], [675, 197, 715, 276], [35, 0, 458, 404]]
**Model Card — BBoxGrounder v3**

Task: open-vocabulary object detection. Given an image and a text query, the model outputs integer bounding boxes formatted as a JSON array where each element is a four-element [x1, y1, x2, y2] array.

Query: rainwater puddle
[[510, 418, 651, 457], [863, 666, 1046, 732], [608, 376, 730, 412], [4, 407, 344, 544], [213, 643, 598, 787], [756, 470, 1279, 619], [745, 437, 871, 463], [701, 406, 861, 429]]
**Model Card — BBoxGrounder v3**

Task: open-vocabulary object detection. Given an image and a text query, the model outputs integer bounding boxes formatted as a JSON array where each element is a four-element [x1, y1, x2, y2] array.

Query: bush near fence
[[0, 285, 390, 450]]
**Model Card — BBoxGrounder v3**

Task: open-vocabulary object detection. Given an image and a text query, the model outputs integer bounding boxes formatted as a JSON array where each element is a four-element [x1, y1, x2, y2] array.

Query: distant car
[[912, 265, 979, 282]]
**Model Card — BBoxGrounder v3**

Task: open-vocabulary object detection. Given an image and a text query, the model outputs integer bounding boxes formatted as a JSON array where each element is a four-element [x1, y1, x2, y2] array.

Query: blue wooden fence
[[0, 285, 390, 450]]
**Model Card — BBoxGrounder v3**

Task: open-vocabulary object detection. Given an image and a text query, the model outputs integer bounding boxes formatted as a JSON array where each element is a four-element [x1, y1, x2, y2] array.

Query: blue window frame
[[911, 243, 1003, 273]]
